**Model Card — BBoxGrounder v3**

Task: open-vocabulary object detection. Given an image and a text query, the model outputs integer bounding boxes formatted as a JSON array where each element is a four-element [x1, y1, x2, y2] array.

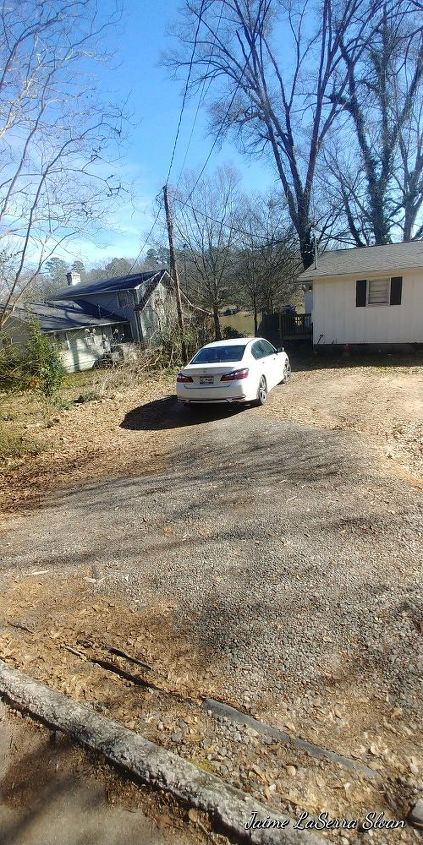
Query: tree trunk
[[213, 306, 222, 340], [253, 293, 258, 336], [300, 226, 315, 270]]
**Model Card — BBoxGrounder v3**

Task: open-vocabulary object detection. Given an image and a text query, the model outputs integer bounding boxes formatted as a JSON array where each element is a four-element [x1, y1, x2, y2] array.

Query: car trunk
[[182, 363, 244, 387]]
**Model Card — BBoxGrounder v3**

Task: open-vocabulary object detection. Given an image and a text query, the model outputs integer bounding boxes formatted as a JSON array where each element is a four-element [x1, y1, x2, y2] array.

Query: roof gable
[[298, 241, 423, 281]]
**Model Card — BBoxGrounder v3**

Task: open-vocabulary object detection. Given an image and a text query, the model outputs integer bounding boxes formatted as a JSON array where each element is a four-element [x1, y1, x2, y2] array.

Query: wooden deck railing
[[259, 312, 312, 340], [278, 313, 312, 337]]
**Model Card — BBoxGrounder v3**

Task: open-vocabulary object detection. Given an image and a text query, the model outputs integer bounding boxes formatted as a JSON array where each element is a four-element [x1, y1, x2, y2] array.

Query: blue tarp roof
[[55, 268, 167, 299], [9, 300, 128, 332]]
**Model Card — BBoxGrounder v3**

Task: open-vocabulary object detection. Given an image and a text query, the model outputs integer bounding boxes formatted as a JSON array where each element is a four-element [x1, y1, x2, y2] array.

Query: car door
[[258, 339, 281, 388], [251, 339, 275, 389]]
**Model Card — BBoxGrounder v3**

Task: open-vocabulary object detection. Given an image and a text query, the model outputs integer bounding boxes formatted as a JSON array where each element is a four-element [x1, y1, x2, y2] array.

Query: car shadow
[[120, 394, 248, 431]]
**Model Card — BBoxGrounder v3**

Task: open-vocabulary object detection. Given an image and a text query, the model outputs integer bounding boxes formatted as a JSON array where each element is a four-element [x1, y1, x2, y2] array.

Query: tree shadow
[[0, 730, 164, 845], [120, 394, 247, 431]]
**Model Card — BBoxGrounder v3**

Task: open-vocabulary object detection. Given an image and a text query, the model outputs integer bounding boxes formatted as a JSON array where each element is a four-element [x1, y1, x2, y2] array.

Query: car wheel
[[255, 375, 267, 406], [281, 360, 291, 384]]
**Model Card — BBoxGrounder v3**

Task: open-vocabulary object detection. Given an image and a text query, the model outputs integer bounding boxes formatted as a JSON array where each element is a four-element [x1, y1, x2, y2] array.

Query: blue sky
[[73, 0, 276, 266]]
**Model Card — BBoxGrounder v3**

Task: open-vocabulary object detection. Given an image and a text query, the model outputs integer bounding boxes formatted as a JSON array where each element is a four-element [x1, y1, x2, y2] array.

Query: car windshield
[[190, 344, 247, 364]]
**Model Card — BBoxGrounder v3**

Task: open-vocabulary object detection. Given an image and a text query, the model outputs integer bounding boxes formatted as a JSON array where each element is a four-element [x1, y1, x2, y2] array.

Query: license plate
[[200, 376, 213, 384]]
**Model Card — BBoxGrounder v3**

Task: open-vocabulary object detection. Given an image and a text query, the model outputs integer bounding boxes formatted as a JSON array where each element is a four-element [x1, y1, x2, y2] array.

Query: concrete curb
[[0, 659, 325, 844]]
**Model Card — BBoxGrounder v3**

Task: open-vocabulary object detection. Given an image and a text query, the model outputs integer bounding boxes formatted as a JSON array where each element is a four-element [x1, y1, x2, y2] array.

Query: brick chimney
[[66, 271, 81, 287]]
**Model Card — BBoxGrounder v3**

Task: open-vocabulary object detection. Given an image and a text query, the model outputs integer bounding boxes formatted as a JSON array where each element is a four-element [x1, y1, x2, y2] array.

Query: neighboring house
[[298, 241, 423, 349], [1, 300, 132, 372], [1, 268, 174, 372], [55, 268, 173, 347]]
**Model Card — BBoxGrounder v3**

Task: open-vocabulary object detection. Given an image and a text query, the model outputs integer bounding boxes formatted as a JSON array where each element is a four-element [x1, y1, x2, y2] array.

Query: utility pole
[[163, 184, 188, 364]]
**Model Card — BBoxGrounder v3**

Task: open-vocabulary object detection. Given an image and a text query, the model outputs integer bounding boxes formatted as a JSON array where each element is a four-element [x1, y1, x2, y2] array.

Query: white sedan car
[[176, 337, 291, 406]]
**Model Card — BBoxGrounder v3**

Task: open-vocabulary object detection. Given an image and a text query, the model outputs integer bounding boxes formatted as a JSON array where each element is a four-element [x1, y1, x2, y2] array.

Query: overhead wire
[[175, 196, 294, 245], [164, 0, 206, 185], [126, 200, 163, 274], [128, 0, 207, 270], [134, 1, 285, 269], [174, 0, 225, 189], [174, 24, 257, 216]]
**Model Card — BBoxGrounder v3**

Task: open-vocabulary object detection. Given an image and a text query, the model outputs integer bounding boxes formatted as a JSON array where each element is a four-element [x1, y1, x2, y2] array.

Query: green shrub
[[0, 322, 64, 399], [153, 315, 214, 367]]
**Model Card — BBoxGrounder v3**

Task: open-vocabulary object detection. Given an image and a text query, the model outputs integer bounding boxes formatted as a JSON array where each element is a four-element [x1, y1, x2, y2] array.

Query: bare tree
[[173, 166, 240, 339], [326, 2, 423, 244], [167, 0, 390, 268], [232, 196, 299, 332], [0, 0, 125, 329]]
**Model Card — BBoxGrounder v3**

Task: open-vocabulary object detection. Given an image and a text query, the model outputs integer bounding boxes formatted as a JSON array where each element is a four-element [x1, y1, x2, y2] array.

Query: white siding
[[0, 317, 30, 346], [139, 281, 177, 343], [313, 268, 423, 345], [304, 288, 313, 315], [59, 325, 116, 372]]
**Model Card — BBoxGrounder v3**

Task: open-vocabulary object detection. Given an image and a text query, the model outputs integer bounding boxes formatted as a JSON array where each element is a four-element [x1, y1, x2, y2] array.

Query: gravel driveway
[[1, 363, 422, 839]]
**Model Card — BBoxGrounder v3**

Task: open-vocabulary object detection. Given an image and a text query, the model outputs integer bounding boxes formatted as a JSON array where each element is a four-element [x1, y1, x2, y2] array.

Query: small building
[[56, 268, 173, 348], [1, 268, 174, 372], [1, 299, 133, 372], [298, 241, 423, 350]]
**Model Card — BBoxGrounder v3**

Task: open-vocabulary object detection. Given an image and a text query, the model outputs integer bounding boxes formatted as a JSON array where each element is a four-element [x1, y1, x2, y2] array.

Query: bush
[[0, 322, 64, 399], [222, 325, 244, 339], [152, 315, 215, 368]]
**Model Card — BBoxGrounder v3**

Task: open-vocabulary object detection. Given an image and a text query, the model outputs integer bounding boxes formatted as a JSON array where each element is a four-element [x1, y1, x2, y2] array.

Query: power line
[[174, 195, 295, 246], [178, 44, 254, 211], [165, 0, 206, 184], [127, 202, 163, 274], [175, 1, 225, 189], [134, 7, 283, 270]]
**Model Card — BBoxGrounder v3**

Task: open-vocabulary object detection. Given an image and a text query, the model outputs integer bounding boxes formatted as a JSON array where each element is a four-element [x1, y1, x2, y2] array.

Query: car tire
[[281, 360, 291, 384], [255, 375, 267, 406]]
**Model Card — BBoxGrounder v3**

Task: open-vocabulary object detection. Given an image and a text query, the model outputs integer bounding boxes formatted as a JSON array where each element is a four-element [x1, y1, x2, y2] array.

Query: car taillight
[[176, 372, 193, 383], [220, 368, 249, 381]]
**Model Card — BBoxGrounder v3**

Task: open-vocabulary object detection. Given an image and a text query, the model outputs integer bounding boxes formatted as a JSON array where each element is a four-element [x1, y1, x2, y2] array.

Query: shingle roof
[[10, 300, 128, 332], [298, 241, 423, 281], [54, 268, 168, 298]]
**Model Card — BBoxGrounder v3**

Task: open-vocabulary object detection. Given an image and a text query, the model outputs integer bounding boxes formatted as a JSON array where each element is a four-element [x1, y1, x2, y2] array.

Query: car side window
[[252, 340, 275, 359], [251, 341, 265, 359], [261, 340, 276, 356]]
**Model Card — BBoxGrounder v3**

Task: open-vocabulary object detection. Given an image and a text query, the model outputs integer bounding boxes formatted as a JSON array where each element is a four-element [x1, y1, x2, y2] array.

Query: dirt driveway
[[0, 355, 422, 840]]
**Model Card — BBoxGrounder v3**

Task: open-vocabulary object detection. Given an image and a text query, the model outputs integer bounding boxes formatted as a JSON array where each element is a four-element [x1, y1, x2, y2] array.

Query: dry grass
[[0, 361, 179, 513]]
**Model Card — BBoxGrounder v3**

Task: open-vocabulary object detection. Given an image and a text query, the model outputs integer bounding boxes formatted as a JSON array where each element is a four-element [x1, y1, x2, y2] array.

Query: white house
[[298, 241, 423, 350]]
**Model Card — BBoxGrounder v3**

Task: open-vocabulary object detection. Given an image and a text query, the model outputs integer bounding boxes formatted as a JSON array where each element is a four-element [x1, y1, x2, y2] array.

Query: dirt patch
[[0, 372, 182, 513], [262, 357, 423, 483], [0, 355, 422, 840], [1, 356, 422, 516]]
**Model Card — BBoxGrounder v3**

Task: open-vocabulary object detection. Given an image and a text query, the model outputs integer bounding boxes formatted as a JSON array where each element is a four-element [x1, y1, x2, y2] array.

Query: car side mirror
[[277, 346, 284, 353]]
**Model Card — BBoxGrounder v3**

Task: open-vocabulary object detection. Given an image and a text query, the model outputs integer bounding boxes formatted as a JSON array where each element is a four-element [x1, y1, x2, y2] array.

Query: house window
[[368, 278, 390, 305], [356, 276, 402, 307]]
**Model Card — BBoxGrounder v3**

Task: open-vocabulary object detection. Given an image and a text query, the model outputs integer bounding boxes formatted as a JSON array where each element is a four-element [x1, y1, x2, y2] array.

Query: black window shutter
[[356, 279, 367, 307], [390, 276, 402, 305]]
